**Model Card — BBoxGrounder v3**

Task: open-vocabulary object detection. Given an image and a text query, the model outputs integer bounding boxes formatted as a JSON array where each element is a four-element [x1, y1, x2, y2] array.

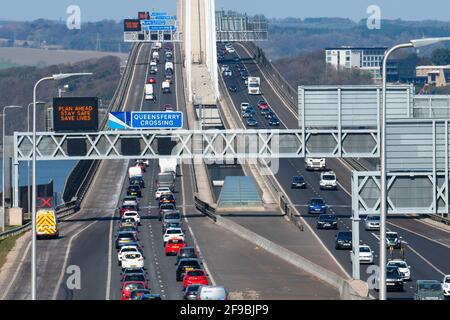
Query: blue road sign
[[144, 25, 177, 32], [151, 12, 167, 16], [141, 19, 169, 26], [109, 112, 183, 129]]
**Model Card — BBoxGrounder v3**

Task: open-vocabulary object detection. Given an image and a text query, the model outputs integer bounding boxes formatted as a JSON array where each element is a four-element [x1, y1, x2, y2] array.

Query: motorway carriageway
[[219, 42, 450, 299]]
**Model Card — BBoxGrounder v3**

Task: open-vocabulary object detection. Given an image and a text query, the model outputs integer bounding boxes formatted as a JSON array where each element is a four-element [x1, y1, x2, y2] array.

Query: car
[[223, 70, 232, 77], [118, 226, 138, 237], [414, 280, 444, 300], [121, 267, 146, 281], [159, 193, 176, 206], [264, 110, 275, 120], [119, 204, 138, 217], [197, 286, 228, 300], [351, 245, 373, 264], [386, 231, 402, 249], [257, 99, 268, 109], [121, 252, 144, 270], [308, 198, 326, 214], [241, 111, 252, 118], [227, 47, 235, 53], [129, 176, 145, 189], [268, 117, 280, 126], [122, 273, 147, 283], [137, 294, 162, 300], [183, 269, 209, 289], [118, 246, 141, 265], [221, 65, 230, 72], [155, 187, 172, 200], [441, 275, 450, 297], [163, 228, 185, 244], [305, 157, 326, 171], [319, 171, 337, 190], [364, 214, 380, 231], [147, 77, 156, 84], [159, 203, 177, 221], [291, 175, 306, 188], [241, 74, 248, 82], [246, 117, 258, 127], [378, 266, 404, 292], [165, 238, 186, 256], [316, 214, 338, 229], [122, 196, 139, 207], [387, 260, 411, 280], [335, 231, 352, 250], [261, 108, 272, 116], [183, 284, 202, 300], [162, 222, 183, 234], [119, 218, 138, 229], [136, 159, 149, 167], [117, 241, 142, 253], [115, 232, 138, 249], [121, 281, 148, 300], [228, 85, 238, 93], [240, 102, 250, 112], [135, 161, 146, 172], [162, 104, 174, 111], [130, 289, 152, 300], [127, 185, 142, 197], [176, 258, 203, 281], [122, 211, 140, 225], [163, 211, 182, 225], [176, 247, 198, 265]]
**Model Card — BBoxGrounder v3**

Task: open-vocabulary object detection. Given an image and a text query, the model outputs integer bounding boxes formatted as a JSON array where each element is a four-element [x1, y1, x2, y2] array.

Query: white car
[[122, 211, 140, 225], [122, 196, 138, 207], [351, 245, 374, 264], [223, 70, 232, 77], [155, 187, 172, 200], [227, 47, 235, 53], [163, 228, 185, 244], [240, 102, 250, 112], [118, 246, 140, 265], [221, 65, 230, 72], [387, 260, 411, 280], [121, 252, 144, 270], [305, 157, 326, 171], [442, 275, 450, 297], [320, 171, 337, 190]]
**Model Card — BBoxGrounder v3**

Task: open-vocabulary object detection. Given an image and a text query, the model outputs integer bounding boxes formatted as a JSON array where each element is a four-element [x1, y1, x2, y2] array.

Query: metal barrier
[[194, 195, 217, 222]]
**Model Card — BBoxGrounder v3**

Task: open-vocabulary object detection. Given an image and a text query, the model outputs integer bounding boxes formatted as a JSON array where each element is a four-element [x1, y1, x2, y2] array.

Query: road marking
[[371, 233, 380, 241], [52, 220, 99, 300], [405, 244, 446, 276], [105, 207, 115, 300], [387, 221, 450, 250]]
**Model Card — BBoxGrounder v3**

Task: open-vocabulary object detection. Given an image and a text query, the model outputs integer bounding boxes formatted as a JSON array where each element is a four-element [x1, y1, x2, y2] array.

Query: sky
[[0, 0, 449, 22]]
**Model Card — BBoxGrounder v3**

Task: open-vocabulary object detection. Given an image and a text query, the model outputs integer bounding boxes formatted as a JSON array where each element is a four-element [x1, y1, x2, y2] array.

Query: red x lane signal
[[37, 197, 53, 208]]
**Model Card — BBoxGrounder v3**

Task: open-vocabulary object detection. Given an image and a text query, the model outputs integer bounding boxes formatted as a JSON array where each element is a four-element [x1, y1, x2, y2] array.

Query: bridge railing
[[194, 195, 217, 222]]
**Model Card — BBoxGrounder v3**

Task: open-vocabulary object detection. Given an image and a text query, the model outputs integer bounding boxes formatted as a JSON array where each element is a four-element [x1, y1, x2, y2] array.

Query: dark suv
[[335, 231, 352, 250], [176, 258, 202, 281], [317, 214, 338, 229], [130, 176, 145, 189], [291, 176, 306, 189]]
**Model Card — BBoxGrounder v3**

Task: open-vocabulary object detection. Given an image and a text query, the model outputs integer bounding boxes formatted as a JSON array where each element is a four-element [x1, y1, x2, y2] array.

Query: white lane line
[[387, 221, 450, 250], [180, 165, 217, 286], [405, 245, 446, 276], [1, 240, 31, 300], [105, 208, 115, 300], [52, 220, 99, 300], [371, 233, 380, 241]]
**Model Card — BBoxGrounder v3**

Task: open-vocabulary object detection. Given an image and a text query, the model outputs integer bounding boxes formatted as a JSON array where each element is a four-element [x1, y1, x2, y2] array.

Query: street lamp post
[[380, 37, 450, 301], [1, 106, 23, 232], [31, 73, 92, 300]]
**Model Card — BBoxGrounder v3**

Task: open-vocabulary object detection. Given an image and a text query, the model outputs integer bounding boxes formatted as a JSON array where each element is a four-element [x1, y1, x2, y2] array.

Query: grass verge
[[0, 233, 22, 270]]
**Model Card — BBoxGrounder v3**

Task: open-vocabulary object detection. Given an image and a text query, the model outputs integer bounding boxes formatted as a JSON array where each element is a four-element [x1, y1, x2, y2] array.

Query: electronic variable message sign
[[53, 97, 99, 132], [138, 12, 150, 20], [124, 19, 142, 32]]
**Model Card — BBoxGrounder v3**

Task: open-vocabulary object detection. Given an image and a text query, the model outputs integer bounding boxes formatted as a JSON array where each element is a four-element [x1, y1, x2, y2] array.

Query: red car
[[120, 205, 138, 217], [122, 281, 148, 300], [165, 238, 186, 256], [183, 270, 209, 289], [258, 101, 269, 110], [147, 77, 156, 84]]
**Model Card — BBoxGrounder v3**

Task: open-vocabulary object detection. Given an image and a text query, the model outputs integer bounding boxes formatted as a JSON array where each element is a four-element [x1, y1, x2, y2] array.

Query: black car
[[228, 85, 238, 93], [317, 214, 338, 230], [176, 247, 198, 265], [291, 176, 306, 188], [384, 266, 404, 292], [264, 111, 275, 119], [159, 194, 176, 207], [122, 268, 146, 278], [138, 294, 162, 300], [127, 184, 142, 197], [268, 117, 280, 126], [176, 258, 202, 281], [335, 231, 352, 250], [183, 284, 202, 300], [130, 176, 145, 189]]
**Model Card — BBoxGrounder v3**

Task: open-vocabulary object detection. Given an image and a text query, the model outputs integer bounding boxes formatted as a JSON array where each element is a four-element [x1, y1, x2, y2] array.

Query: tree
[[431, 48, 450, 65]]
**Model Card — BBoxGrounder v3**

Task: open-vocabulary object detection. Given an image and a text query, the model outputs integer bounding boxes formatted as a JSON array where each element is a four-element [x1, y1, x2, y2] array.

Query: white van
[[144, 84, 155, 101], [197, 286, 228, 300]]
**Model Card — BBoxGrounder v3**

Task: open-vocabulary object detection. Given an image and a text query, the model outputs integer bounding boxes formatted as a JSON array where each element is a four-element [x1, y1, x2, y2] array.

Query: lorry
[[247, 76, 261, 95], [128, 166, 143, 179], [162, 80, 171, 94], [36, 209, 59, 239], [157, 172, 175, 192], [159, 158, 177, 176], [144, 84, 156, 102]]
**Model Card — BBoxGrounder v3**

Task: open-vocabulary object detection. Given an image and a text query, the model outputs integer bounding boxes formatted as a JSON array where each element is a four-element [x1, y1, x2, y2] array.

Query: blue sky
[[0, 0, 449, 22]]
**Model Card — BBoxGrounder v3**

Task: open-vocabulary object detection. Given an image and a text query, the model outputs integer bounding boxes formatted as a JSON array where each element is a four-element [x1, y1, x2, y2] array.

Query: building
[[325, 46, 387, 80], [416, 65, 450, 87], [385, 58, 420, 84]]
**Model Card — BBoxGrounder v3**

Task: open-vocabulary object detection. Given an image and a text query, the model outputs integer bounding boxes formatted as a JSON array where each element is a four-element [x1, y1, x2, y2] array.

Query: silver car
[[364, 214, 380, 231]]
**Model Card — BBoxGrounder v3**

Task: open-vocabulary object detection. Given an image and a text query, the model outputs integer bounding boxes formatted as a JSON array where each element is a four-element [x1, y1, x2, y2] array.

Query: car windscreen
[[359, 247, 371, 253], [129, 186, 140, 191], [386, 233, 397, 239], [125, 253, 141, 259], [187, 270, 204, 277], [125, 275, 145, 282], [167, 229, 182, 234], [161, 204, 175, 210], [367, 215, 380, 221], [320, 215, 335, 220], [418, 283, 442, 292], [293, 177, 304, 182], [310, 199, 324, 206], [186, 284, 201, 292], [125, 283, 144, 291], [338, 232, 352, 240], [180, 261, 201, 269], [180, 248, 195, 256], [388, 261, 406, 268], [387, 268, 400, 278], [118, 233, 134, 239], [322, 175, 335, 180]]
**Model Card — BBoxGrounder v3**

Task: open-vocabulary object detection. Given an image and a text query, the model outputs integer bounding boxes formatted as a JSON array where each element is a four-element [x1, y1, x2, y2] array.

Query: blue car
[[268, 117, 280, 126], [308, 198, 326, 214], [246, 117, 258, 127]]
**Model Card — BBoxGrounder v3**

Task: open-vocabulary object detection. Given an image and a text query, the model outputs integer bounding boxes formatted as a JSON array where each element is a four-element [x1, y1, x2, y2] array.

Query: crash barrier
[[214, 215, 368, 300], [194, 195, 217, 222]]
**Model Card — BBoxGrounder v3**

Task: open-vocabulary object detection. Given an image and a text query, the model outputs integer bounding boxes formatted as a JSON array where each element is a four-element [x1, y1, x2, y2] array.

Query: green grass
[[0, 61, 20, 70], [0, 233, 22, 270]]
